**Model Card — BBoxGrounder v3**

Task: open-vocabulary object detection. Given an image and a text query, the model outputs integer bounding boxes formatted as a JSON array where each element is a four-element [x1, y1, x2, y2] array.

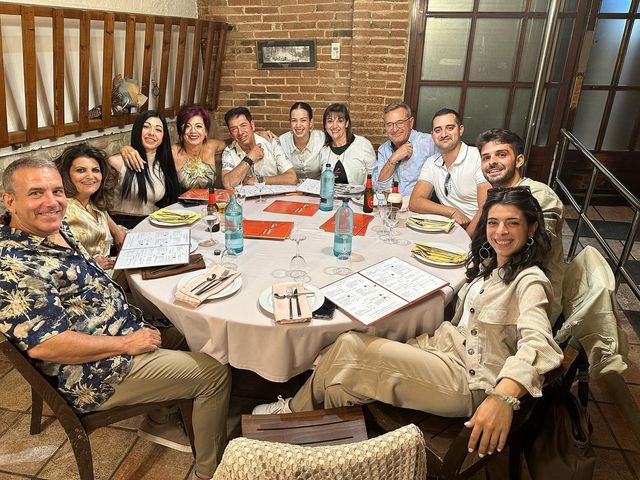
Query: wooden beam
[[140, 16, 155, 112], [172, 19, 188, 115], [78, 11, 90, 131], [101, 13, 115, 127], [124, 15, 136, 78], [52, 9, 65, 137], [199, 22, 215, 107], [210, 25, 228, 111], [0, 15, 8, 146], [21, 6, 37, 141], [157, 17, 172, 114], [187, 20, 203, 105]]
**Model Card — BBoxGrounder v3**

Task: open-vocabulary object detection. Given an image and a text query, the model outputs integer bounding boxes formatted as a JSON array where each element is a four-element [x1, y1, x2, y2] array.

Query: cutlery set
[[191, 269, 232, 296]]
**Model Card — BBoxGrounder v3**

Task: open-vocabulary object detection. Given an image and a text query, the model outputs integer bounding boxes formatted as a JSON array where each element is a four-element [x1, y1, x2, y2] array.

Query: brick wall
[[198, 0, 411, 147]]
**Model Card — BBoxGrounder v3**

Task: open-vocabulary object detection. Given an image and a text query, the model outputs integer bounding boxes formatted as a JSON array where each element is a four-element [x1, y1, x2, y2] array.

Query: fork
[[194, 270, 233, 296], [190, 272, 218, 292], [286, 287, 294, 319]]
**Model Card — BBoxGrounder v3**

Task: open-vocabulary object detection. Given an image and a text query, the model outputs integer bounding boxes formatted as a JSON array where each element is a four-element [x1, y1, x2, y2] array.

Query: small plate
[[411, 242, 468, 267], [190, 239, 198, 253], [149, 209, 199, 227], [406, 213, 453, 232], [258, 284, 325, 314], [176, 271, 242, 301]]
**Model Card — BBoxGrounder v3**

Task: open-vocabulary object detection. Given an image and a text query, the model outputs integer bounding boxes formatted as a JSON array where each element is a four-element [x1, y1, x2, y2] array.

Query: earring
[[479, 241, 493, 261], [523, 236, 534, 253]]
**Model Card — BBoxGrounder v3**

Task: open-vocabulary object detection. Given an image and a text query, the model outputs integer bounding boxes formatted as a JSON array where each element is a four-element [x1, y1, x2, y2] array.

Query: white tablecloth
[[126, 195, 471, 382]]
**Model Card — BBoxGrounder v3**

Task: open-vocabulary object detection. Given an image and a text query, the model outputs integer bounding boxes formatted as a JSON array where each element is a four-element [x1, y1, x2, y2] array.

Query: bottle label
[[366, 195, 374, 209]]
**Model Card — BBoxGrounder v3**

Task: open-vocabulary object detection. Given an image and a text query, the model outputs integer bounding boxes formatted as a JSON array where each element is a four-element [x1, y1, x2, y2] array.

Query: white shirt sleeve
[[271, 139, 294, 174], [418, 156, 436, 185]]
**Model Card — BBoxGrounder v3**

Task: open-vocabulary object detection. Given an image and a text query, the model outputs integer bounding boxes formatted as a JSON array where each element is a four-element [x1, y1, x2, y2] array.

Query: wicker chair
[[0, 333, 195, 480]]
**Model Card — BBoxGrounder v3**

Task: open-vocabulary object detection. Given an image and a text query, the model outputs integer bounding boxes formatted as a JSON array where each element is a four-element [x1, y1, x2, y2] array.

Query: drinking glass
[[289, 228, 307, 280], [217, 191, 230, 232], [372, 192, 389, 234], [380, 207, 399, 244], [235, 183, 246, 207], [199, 214, 219, 247], [220, 247, 239, 270], [255, 174, 266, 203], [326, 243, 352, 276]]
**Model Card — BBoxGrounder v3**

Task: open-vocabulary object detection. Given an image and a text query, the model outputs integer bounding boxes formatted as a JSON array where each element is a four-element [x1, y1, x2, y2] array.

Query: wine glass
[[289, 228, 307, 280], [372, 192, 389, 234], [380, 206, 399, 244], [326, 242, 352, 276], [217, 191, 230, 233], [199, 214, 219, 247], [220, 247, 238, 270], [235, 183, 246, 207], [255, 173, 266, 204]]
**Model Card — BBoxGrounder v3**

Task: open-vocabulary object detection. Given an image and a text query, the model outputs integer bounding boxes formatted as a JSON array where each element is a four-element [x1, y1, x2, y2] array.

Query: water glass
[[220, 247, 238, 270]]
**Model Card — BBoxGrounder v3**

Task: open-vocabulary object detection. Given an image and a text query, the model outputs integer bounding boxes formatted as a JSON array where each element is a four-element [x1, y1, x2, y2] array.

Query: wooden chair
[[0, 333, 195, 480], [366, 340, 581, 479], [242, 405, 368, 446]]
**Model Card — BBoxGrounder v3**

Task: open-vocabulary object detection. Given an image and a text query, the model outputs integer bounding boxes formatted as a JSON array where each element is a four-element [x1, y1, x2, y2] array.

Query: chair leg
[[30, 388, 43, 435], [59, 419, 94, 480]]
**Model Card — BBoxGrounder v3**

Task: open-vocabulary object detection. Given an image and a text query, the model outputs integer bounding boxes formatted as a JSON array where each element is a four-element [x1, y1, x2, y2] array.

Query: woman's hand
[[465, 396, 513, 457], [120, 146, 145, 172], [257, 130, 279, 142], [113, 228, 127, 250], [95, 255, 115, 270]]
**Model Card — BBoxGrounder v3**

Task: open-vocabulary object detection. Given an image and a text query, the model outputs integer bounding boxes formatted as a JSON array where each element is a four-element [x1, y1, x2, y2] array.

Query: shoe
[[138, 416, 192, 453], [252, 395, 293, 415]]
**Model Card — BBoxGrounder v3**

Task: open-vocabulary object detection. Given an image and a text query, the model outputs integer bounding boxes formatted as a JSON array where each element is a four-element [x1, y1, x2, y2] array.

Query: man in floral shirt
[[0, 158, 230, 480]]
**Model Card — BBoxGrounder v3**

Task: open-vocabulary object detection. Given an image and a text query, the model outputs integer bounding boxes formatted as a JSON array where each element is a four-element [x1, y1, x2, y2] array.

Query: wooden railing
[[0, 3, 231, 148]]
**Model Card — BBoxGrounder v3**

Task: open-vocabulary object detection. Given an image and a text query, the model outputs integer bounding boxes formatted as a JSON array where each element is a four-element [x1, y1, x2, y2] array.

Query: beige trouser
[[290, 331, 474, 417], [97, 346, 231, 476]]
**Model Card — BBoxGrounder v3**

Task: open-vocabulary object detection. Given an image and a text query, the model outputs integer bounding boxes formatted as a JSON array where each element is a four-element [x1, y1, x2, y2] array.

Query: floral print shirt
[[0, 223, 152, 412]]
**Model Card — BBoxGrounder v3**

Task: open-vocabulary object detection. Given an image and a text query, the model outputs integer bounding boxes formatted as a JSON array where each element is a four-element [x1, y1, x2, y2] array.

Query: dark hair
[[122, 110, 179, 208], [55, 143, 114, 211], [432, 108, 462, 127], [322, 103, 354, 146], [290, 102, 313, 120], [224, 107, 253, 126], [466, 186, 550, 284], [176, 104, 210, 151], [2, 157, 56, 194], [476, 128, 524, 156]]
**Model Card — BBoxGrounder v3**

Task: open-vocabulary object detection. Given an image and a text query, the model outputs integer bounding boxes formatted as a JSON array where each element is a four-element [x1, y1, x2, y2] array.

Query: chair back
[[556, 245, 628, 377], [213, 423, 427, 480]]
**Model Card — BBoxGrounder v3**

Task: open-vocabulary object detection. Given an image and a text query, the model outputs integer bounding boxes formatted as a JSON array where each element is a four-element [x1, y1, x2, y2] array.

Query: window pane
[[583, 19, 625, 85], [416, 86, 461, 132], [572, 90, 608, 149], [462, 88, 509, 143], [602, 91, 640, 150], [427, 0, 473, 12], [509, 88, 532, 138], [620, 22, 640, 86], [599, 0, 631, 13], [551, 19, 574, 82], [531, 0, 549, 11], [421, 18, 471, 81], [562, 0, 578, 12], [536, 87, 558, 145], [518, 19, 545, 82], [478, 0, 524, 11], [469, 19, 520, 82]]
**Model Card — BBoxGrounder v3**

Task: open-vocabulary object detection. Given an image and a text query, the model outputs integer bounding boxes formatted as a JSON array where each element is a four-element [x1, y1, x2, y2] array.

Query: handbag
[[525, 339, 595, 480]]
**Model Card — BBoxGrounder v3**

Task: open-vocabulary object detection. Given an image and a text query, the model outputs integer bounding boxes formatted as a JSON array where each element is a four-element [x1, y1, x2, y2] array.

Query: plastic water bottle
[[319, 162, 334, 211], [333, 198, 353, 257], [224, 194, 244, 253]]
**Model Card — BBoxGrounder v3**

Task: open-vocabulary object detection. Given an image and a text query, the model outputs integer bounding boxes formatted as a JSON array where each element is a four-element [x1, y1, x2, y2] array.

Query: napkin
[[411, 243, 468, 264], [272, 282, 312, 324], [174, 264, 240, 307], [406, 215, 455, 232], [150, 208, 201, 224]]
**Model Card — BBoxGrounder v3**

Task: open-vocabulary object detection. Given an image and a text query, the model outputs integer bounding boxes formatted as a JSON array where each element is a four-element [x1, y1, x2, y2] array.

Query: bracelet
[[485, 387, 521, 411]]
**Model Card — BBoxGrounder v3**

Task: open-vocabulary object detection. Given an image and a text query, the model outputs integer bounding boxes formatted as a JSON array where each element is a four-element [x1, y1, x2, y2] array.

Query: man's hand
[[120, 146, 145, 172], [465, 396, 514, 457], [389, 143, 413, 166], [121, 328, 162, 355], [247, 144, 264, 162], [451, 209, 471, 228]]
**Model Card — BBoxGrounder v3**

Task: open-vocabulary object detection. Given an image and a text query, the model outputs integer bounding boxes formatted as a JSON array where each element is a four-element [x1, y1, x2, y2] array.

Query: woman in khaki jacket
[[254, 186, 563, 458]]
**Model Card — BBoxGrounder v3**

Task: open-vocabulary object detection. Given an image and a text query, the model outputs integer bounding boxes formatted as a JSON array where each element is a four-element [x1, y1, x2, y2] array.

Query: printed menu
[[243, 184, 298, 198], [243, 219, 294, 240], [321, 257, 449, 325], [319, 213, 374, 236], [178, 188, 232, 202], [114, 229, 191, 270], [264, 200, 319, 216]]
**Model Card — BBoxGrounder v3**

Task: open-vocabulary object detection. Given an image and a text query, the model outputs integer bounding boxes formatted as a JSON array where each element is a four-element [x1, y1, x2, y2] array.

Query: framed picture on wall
[[256, 39, 316, 69]]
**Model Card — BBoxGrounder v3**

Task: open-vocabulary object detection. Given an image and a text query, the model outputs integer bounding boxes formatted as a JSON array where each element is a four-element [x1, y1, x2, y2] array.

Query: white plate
[[149, 209, 198, 227], [258, 284, 325, 314], [190, 239, 198, 253], [406, 213, 453, 232], [176, 271, 242, 301], [411, 242, 468, 267]]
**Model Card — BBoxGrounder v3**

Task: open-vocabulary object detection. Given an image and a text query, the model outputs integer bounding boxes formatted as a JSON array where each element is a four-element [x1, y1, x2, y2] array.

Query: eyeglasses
[[486, 185, 531, 199], [185, 124, 205, 132], [384, 117, 411, 130], [444, 172, 452, 197]]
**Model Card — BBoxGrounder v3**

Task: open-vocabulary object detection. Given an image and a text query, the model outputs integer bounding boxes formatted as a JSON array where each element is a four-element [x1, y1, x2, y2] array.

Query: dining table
[[125, 194, 471, 382]]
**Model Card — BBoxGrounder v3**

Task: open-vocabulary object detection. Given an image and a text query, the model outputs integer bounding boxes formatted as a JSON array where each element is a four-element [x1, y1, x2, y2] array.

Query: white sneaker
[[252, 395, 293, 415]]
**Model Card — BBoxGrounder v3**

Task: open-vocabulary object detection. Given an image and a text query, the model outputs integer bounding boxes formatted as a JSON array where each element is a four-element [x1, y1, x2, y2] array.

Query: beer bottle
[[363, 174, 374, 213]]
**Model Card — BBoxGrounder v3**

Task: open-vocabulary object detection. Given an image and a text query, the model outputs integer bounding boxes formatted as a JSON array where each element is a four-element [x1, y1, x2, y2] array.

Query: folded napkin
[[150, 208, 201, 224], [406, 215, 455, 232], [272, 282, 312, 324], [411, 243, 468, 264], [174, 264, 240, 307], [141, 254, 205, 280]]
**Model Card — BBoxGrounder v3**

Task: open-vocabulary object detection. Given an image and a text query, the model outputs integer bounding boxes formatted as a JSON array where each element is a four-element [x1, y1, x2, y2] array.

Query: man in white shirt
[[221, 107, 297, 189], [409, 108, 490, 235], [373, 101, 438, 196], [279, 102, 325, 180], [478, 127, 565, 322]]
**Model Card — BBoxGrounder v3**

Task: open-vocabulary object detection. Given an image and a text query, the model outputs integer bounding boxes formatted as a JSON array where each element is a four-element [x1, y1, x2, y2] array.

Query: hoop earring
[[479, 241, 493, 261], [523, 236, 534, 252]]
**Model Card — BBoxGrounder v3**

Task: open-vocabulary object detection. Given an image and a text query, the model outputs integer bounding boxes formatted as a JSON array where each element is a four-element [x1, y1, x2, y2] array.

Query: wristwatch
[[241, 156, 254, 168]]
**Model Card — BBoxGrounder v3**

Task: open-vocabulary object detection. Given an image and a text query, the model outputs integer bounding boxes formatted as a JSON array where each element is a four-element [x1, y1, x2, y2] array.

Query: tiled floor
[[1, 205, 639, 480]]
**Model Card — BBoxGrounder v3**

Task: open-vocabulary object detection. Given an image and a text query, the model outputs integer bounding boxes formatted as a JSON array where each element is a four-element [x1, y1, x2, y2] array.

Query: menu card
[[243, 219, 294, 240], [297, 179, 365, 196], [319, 213, 374, 236], [321, 257, 449, 325], [178, 188, 232, 202], [243, 184, 298, 198], [114, 228, 190, 270], [264, 200, 319, 216]]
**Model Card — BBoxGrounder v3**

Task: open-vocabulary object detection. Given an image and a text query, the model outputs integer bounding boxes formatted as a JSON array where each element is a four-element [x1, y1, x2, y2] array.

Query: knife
[[293, 287, 301, 316]]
